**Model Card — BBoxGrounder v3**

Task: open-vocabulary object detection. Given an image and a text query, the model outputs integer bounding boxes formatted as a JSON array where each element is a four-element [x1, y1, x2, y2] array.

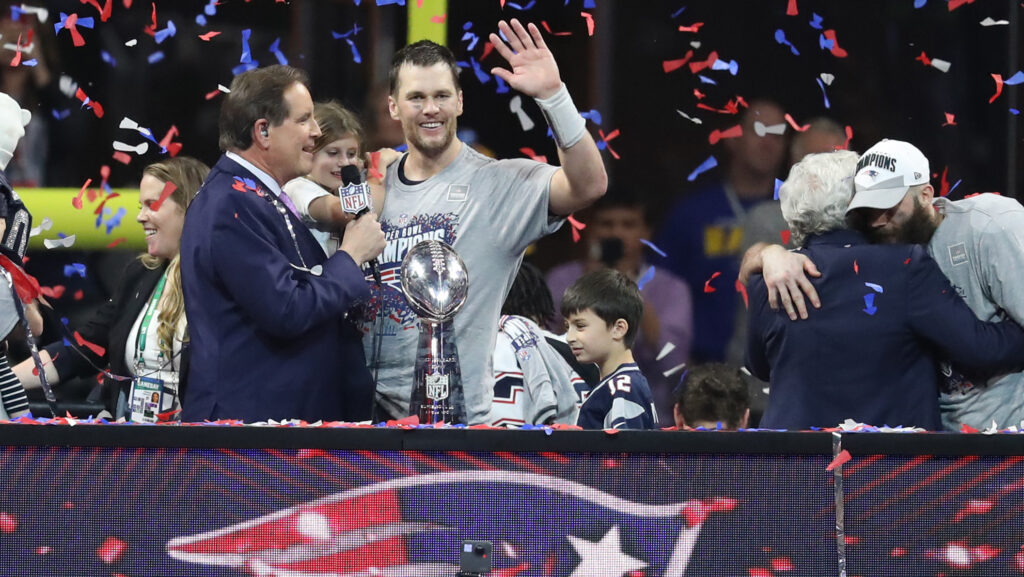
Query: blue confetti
[[96, 206, 109, 229], [495, 76, 510, 94], [345, 38, 362, 64], [232, 61, 259, 75], [507, 1, 537, 9], [818, 33, 834, 51], [712, 58, 738, 75], [55, 13, 94, 35], [63, 263, 87, 278], [862, 293, 877, 315], [948, 178, 962, 196], [584, 0, 596, 8], [147, 51, 165, 64], [580, 109, 602, 125], [240, 29, 253, 64], [196, 14, 207, 26], [21, 59, 36, 67], [637, 265, 656, 291], [470, 58, 490, 84], [154, 20, 177, 44], [809, 13, 824, 30], [375, 0, 406, 5], [104, 207, 126, 235], [1004, 71, 1024, 86], [101, 51, 116, 67], [461, 31, 479, 52], [914, 0, 927, 7], [697, 74, 717, 85], [816, 77, 831, 109], [51, 109, 70, 120], [205, 0, 218, 16], [687, 156, 718, 182], [269, 38, 288, 66], [864, 282, 884, 293], [331, 23, 364, 40], [1011, 108, 1020, 116], [463, 22, 473, 31], [671, 5, 686, 18], [774, 178, 783, 200], [639, 239, 667, 258], [774, 29, 800, 56]]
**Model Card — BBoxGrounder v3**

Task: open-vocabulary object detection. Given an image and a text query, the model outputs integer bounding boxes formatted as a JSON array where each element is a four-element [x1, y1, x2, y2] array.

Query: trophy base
[[409, 320, 467, 425]]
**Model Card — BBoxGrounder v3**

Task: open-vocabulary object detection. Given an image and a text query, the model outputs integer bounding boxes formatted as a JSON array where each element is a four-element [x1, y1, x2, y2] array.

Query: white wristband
[[534, 83, 587, 150]]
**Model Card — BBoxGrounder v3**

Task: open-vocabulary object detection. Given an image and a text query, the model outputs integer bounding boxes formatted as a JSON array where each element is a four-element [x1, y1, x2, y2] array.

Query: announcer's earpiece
[[260, 126, 269, 138]]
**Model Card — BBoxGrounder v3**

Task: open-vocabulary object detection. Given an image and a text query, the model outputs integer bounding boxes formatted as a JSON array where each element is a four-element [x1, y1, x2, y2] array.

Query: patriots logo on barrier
[[166, 470, 734, 577], [340, 182, 372, 215]]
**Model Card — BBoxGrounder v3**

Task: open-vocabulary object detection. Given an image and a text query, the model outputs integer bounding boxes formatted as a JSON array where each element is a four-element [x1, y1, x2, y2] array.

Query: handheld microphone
[[339, 165, 382, 286]]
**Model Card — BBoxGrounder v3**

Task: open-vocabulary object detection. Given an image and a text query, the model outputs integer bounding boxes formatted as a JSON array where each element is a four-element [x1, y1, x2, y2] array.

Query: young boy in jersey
[[562, 268, 658, 429]]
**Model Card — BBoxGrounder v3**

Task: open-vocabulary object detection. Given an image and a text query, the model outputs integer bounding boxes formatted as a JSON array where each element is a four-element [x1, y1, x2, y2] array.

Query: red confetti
[[150, 182, 177, 212], [106, 237, 127, 248], [0, 512, 17, 534], [74, 331, 106, 357], [688, 51, 718, 74], [841, 125, 854, 150], [663, 51, 695, 73], [204, 89, 222, 100], [479, 41, 495, 62], [784, 113, 809, 132], [989, 73, 1004, 103], [853, 260, 859, 274], [74, 87, 104, 118], [519, 147, 547, 164], [597, 129, 621, 159], [678, 22, 704, 33], [429, 14, 446, 24], [904, 257, 912, 265], [9, 33, 22, 67], [709, 124, 743, 145], [693, 89, 706, 100], [567, 214, 586, 243], [96, 536, 127, 564], [72, 179, 90, 209], [703, 271, 722, 293], [735, 279, 749, 309], [948, 0, 975, 10], [93, 192, 121, 216], [143, 2, 158, 36], [961, 423, 979, 433], [939, 166, 950, 197], [198, 30, 221, 41], [74, 290, 84, 301], [60, 13, 88, 47], [540, 21, 571, 36], [826, 449, 851, 471], [915, 51, 932, 67], [581, 12, 595, 36], [112, 151, 132, 165], [779, 229, 791, 245], [748, 568, 772, 577], [786, 0, 798, 15], [81, 0, 113, 22], [822, 30, 847, 58], [942, 112, 956, 126]]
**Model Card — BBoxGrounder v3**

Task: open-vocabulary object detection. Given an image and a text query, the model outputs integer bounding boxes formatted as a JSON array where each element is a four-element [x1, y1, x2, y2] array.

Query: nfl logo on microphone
[[340, 182, 371, 214]]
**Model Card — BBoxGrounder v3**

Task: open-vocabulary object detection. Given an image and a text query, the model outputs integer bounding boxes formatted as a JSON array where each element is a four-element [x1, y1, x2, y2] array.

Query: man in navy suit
[[745, 150, 1024, 430], [180, 65, 385, 423]]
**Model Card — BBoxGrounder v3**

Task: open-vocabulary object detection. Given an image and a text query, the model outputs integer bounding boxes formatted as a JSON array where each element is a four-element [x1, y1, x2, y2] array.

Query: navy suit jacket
[[747, 229, 1024, 430], [179, 155, 373, 422]]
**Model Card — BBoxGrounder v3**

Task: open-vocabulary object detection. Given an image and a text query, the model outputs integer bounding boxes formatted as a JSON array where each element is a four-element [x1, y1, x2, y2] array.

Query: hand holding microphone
[[338, 165, 384, 284]]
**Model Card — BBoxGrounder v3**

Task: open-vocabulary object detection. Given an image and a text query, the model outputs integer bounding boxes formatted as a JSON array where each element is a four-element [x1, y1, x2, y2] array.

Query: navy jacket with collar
[[180, 155, 373, 423], [747, 229, 1024, 430]]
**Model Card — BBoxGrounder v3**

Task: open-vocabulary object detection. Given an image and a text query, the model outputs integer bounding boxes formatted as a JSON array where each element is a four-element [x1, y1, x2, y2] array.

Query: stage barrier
[[0, 427, 1021, 576]]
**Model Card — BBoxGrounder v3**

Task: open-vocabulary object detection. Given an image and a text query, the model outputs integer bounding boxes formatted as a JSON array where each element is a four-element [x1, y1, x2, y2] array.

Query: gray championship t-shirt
[[930, 195, 1024, 430], [365, 144, 561, 424]]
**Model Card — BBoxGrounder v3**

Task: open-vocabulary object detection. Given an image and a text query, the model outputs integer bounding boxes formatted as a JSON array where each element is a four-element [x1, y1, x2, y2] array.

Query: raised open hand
[[489, 19, 562, 100]]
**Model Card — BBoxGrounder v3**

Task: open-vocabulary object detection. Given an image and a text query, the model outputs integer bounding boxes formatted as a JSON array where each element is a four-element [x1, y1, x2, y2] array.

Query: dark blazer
[[179, 155, 373, 423], [44, 258, 189, 413], [747, 229, 1024, 430]]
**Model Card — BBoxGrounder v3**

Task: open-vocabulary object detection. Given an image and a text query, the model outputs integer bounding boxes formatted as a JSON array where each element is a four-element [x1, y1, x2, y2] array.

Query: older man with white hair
[[745, 150, 1024, 430]]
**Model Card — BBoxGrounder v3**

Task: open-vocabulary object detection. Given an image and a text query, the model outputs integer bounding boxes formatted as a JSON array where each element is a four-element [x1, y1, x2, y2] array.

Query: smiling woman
[[11, 157, 210, 423]]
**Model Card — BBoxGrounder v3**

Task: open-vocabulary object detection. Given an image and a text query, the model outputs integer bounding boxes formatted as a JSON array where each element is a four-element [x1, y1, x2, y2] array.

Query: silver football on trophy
[[400, 240, 469, 322]]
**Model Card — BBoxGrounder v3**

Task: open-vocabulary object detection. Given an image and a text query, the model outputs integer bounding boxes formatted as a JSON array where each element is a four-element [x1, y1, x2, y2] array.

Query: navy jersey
[[576, 363, 658, 430]]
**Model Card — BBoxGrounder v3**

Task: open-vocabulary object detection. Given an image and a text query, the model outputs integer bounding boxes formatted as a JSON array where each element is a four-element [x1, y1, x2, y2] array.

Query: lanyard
[[136, 272, 168, 363]]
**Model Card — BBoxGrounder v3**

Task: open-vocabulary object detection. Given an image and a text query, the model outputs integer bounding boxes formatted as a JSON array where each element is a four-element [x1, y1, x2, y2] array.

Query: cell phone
[[460, 539, 492, 575]]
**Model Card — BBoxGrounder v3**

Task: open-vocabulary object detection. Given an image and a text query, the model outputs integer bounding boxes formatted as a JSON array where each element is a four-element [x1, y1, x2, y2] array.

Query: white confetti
[[676, 109, 703, 124], [43, 234, 76, 249], [980, 17, 1009, 26], [509, 95, 535, 132], [820, 73, 835, 86], [930, 58, 951, 73], [655, 342, 676, 361]]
